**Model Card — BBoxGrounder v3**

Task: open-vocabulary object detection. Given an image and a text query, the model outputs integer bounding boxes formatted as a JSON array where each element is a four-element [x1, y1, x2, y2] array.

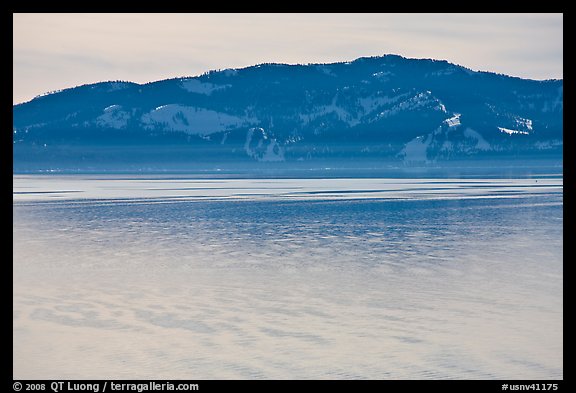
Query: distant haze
[[13, 13, 563, 105]]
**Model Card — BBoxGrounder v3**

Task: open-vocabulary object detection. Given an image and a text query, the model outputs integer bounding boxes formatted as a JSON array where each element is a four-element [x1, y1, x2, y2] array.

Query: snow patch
[[220, 133, 228, 145], [97, 105, 130, 129], [299, 94, 360, 127], [262, 139, 285, 162], [142, 105, 253, 135], [535, 140, 562, 150], [541, 86, 563, 113], [376, 91, 440, 120], [244, 128, 285, 162], [401, 135, 431, 163], [444, 113, 461, 127], [515, 117, 533, 131], [498, 127, 529, 135], [181, 79, 230, 95], [104, 104, 121, 112], [441, 141, 453, 151], [358, 94, 405, 115], [372, 71, 393, 80], [463, 128, 490, 150]]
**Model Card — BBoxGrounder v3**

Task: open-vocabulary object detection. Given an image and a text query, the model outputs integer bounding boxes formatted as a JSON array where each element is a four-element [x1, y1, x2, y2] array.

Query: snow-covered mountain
[[13, 55, 563, 171]]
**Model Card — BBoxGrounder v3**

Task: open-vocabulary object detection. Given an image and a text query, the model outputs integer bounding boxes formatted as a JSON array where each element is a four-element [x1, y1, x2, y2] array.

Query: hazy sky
[[13, 13, 563, 104]]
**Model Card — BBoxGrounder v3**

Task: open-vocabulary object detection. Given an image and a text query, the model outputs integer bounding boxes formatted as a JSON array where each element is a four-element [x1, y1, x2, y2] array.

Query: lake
[[13, 175, 563, 379]]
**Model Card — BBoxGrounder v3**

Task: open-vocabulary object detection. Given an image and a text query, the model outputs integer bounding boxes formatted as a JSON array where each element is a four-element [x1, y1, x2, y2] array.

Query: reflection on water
[[13, 176, 563, 379]]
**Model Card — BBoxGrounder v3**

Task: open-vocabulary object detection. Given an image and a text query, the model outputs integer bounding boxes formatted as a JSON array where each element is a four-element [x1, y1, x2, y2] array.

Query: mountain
[[13, 55, 563, 172]]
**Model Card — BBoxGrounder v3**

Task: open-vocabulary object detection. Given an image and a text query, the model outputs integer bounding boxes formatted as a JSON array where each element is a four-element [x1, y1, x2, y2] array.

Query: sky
[[13, 13, 563, 105]]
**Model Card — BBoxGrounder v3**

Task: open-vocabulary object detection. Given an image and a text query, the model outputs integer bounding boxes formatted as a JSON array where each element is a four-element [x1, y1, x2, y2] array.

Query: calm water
[[13, 175, 563, 379]]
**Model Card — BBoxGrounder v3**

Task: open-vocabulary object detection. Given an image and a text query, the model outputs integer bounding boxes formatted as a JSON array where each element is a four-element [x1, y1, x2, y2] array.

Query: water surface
[[13, 175, 563, 379]]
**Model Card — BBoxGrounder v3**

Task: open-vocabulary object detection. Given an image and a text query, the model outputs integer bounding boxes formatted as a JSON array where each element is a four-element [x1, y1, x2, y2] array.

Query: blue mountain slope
[[13, 55, 563, 171]]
